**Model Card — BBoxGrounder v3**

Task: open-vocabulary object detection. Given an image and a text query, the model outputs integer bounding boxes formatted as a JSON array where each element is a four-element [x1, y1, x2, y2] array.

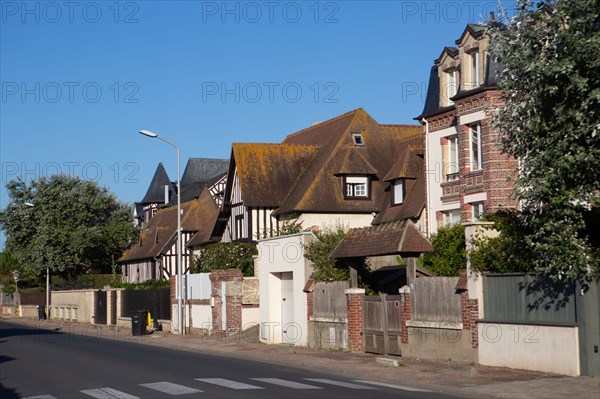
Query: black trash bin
[[131, 310, 148, 336], [37, 306, 46, 320]]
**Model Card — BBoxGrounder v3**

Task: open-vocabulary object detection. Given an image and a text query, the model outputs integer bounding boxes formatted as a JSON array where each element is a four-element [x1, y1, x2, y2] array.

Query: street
[[0, 321, 464, 399]]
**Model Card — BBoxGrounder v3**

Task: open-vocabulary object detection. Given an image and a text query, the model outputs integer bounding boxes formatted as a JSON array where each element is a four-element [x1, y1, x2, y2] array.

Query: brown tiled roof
[[382, 145, 423, 181], [331, 220, 432, 259], [186, 189, 221, 248], [274, 109, 422, 215], [230, 143, 319, 207], [119, 188, 218, 262]]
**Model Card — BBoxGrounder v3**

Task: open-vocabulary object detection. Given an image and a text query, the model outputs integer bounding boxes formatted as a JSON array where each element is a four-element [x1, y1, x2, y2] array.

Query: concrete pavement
[[3, 316, 599, 399]]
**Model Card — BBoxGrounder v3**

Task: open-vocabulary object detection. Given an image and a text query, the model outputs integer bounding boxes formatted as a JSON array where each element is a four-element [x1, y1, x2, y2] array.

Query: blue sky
[[0, 0, 513, 248]]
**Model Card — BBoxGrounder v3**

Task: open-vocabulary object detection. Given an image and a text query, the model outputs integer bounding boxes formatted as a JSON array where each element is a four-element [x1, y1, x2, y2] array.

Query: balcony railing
[[446, 172, 459, 182]]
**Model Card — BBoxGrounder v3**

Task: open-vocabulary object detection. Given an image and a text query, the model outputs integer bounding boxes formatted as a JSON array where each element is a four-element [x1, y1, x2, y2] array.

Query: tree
[[192, 242, 257, 276], [420, 224, 466, 277], [304, 226, 349, 282], [0, 176, 138, 282], [489, 0, 600, 281]]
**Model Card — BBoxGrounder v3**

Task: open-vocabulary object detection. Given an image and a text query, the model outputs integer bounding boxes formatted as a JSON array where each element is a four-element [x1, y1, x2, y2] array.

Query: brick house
[[415, 24, 518, 236]]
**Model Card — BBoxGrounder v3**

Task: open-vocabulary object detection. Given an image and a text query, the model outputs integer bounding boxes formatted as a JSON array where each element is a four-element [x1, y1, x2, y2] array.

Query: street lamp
[[24, 202, 50, 319], [138, 130, 184, 335]]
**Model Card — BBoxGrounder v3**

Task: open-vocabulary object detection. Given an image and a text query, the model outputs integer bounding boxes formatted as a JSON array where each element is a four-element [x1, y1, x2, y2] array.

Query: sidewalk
[[2, 316, 599, 399]]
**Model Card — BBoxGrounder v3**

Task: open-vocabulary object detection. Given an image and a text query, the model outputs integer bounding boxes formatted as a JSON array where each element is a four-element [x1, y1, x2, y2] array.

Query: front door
[[281, 272, 295, 344]]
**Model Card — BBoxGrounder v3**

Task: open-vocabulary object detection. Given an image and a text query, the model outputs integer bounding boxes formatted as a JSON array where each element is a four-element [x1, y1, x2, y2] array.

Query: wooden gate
[[363, 294, 403, 355]]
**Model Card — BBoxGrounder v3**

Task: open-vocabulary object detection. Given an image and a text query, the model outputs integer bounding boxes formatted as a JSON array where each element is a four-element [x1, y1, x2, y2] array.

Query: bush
[[421, 224, 466, 277], [304, 226, 349, 282], [110, 279, 170, 290], [192, 242, 257, 277]]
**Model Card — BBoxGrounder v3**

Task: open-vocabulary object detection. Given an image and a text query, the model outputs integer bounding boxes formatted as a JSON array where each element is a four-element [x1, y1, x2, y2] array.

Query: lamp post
[[138, 130, 184, 335], [25, 202, 49, 319]]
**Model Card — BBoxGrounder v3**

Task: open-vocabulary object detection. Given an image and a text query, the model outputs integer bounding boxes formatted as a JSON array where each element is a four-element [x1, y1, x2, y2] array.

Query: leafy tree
[[273, 219, 304, 237], [192, 242, 257, 277], [304, 226, 349, 282], [470, 210, 536, 274], [0, 176, 138, 283], [420, 224, 466, 277], [489, 0, 600, 281]]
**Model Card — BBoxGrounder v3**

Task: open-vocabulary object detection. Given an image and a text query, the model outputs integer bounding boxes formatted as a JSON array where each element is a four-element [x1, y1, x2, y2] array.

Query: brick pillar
[[170, 276, 176, 304], [306, 291, 314, 319], [469, 298, 479, 348], [345, 288, 365, 353], [400, 286, 411, 344], [210, 269, 244, 335], [461, 291, 470, 330]]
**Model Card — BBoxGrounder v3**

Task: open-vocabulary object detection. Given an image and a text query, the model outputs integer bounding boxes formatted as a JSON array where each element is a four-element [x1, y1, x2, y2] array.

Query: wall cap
[[406, 320, 463, 330], [345, 288, 366, 295]]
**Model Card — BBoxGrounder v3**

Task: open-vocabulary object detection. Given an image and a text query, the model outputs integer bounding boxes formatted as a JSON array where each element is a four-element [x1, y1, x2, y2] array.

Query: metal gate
[[94, 290, 107, 325], [363, 294, 403, 355], [110, 290, 117, 325], [578, 278, 600, 376]]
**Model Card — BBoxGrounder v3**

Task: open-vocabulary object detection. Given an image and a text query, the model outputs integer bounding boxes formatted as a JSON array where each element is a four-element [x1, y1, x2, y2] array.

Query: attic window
[[392, 179, 405, 205], [344, 176, 369, 199], [351, 133, 365, 147]]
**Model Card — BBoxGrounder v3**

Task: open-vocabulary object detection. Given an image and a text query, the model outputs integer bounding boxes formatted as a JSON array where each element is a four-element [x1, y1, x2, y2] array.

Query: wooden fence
[[411, 277, 461, 323], [313, 281, 348, 319]]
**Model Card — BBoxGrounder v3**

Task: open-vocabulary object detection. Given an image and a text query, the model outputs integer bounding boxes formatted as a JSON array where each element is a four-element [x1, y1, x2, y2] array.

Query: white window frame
[[469, 123, 482, 171], [470, 51, 480, 88], [345, 176, 369, 198], [446, 135, 459, 180], [443, 209, 461, 226], [446, 69, 458, 105], [472, 202, 485, 221], [392, 179, 404, 205]]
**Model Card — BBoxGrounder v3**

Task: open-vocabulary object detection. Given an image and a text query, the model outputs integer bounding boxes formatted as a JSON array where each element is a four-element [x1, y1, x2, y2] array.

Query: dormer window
[[392, 179, 405, 205], [445, 69, 459, 105], [351, 133, 365, 147], [344, 176, 369, 199], [469, 51, 480, 88]]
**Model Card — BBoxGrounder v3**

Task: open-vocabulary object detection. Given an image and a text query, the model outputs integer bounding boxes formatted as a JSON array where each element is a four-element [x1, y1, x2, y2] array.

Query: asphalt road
[[0, 321, 465, 399]]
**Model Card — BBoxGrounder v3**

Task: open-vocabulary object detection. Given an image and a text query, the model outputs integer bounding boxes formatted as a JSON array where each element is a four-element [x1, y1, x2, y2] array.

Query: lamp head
[[139, 130, 158, 138]]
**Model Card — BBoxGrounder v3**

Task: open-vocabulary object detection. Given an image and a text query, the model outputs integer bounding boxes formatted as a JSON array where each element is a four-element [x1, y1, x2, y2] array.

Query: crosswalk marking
[[251, 378, 323, 389], [23, 396, 58, 399], [354, 380, 431, 392], [303, 378, 377, 389], [195, 378, 264, 390], [140, 381, 202, 395], [81, 388, 139, 399]]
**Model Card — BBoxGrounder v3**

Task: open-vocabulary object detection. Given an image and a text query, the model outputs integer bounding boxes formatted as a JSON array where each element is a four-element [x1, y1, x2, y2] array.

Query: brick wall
[[306, 291, 314, 319], [346, 288, 365, 353], [401, 291, 411, 344], [209, 269, 244, 334]]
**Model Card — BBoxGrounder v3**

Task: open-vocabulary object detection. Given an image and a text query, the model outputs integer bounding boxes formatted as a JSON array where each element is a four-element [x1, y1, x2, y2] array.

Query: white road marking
[[354, 380, 431, 392], [303, 378, 377, 389], [23, 396, 58, 399], [195, 378, 264, 390], [140, 381, 202, 395], [81, 388, 139, 399], [250, 378, 323, 389]]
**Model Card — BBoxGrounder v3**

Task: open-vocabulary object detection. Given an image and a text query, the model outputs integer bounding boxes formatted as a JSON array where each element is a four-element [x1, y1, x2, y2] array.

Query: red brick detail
[[209, 269, 244, 334], [461, 291, 470, 330], [347, 293, 364, 353], [306, 291, 314, 319], [170, 276, 176, 304], [401, 292, 411, 344], [468, 298, 479, 348]]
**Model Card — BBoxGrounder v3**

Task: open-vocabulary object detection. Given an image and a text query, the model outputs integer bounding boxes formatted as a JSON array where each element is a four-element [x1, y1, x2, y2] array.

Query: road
[[0, 320, 465, 399]]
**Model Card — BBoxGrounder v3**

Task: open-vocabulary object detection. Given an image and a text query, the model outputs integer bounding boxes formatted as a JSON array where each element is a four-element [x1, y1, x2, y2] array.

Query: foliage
[[192, 242, 257, 277], [421, 224, 466, 277], [489, 0, 600, 281], [0, 176, 138, 283], [470, 210, 536, 274], [110, 279, 170, 290], [52, 274, 122, 290], [273, 219, 304, 237], [304, 226, 349, 282]]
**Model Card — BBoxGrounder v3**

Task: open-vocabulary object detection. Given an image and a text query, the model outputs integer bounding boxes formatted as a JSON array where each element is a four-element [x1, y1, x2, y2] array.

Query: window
[[392, 179, 404, 205], [446, 69, 458, 105], [235, 215, 244, 240], [446, 136, 459, 181], [344, 176, 369, 198], [443, 209, 461, 226], [470, 51, 480, 88], [472, 202, 485, 220], [352, 133, 365, 146], [469, 123, 482, 170]]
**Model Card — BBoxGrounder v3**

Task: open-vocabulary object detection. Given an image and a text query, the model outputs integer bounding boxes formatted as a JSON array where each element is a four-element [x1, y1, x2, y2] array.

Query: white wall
[[425, 125, 460, 236], [257, 232, 316, 346], [242, 307, 260, 330], [297, 213, 372, 231], [190, 303, 212, 330], [478, 323, 580, 376]]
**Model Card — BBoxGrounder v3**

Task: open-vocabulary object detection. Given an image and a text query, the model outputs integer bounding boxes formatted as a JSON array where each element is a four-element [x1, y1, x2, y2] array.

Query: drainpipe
[[422, 117, 432, 237]]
